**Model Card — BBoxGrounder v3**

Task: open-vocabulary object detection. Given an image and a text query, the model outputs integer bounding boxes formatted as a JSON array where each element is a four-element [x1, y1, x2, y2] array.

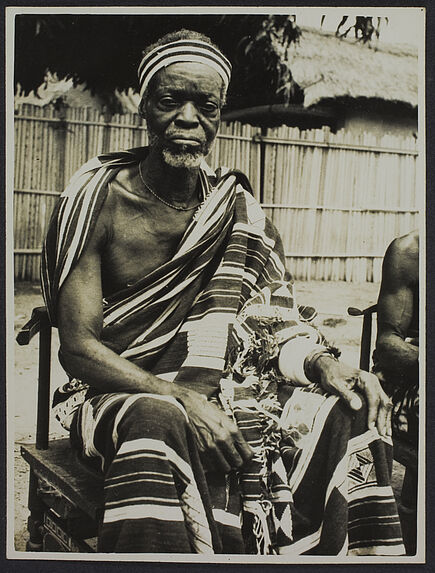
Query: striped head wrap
[[138, 38, 232, 98]]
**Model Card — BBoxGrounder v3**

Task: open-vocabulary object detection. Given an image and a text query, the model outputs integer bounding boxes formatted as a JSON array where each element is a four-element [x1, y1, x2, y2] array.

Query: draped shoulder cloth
[[41, 147, 288, 397]]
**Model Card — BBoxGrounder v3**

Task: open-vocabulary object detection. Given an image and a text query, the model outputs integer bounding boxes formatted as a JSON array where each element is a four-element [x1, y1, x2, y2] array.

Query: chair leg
[[397, 467, 417, 555], [26, 470, 45, 551]]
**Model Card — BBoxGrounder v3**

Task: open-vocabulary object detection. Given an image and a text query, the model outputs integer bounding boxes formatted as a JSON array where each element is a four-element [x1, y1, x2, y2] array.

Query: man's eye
[[159, 97, 178, 108], [201, 102, 219, 114]]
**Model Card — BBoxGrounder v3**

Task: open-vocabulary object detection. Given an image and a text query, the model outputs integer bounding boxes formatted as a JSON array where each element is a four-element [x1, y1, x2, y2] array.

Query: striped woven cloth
[[42, 147, 288, 428], [220, 283, 404, 555], [42, 148, 404, 554]]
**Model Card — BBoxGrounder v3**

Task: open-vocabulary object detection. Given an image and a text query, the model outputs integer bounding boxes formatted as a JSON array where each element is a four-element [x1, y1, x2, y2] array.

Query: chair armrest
[[347, 304, 377, 317], [298, 304, 317, 321], [347, 304, 378, 371], [16, 307, 49, 346]]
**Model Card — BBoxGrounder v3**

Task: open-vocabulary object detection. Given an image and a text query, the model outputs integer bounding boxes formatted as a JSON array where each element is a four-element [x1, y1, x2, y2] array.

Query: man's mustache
[[147, 126, 212, 155], [165, 131, 207, 146]]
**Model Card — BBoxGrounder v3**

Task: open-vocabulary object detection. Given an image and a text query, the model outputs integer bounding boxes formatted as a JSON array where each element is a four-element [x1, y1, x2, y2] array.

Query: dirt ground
[[11, 279, 405, 552]]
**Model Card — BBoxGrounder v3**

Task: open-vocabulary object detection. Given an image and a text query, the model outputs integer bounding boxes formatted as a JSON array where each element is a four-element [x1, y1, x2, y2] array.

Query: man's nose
[[175, 102, 199, 126]]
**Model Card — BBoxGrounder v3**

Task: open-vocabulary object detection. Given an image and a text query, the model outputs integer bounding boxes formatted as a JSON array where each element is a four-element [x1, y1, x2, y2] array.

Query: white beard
[[147, 126, 209, 169], [161, 148, 204, 168]]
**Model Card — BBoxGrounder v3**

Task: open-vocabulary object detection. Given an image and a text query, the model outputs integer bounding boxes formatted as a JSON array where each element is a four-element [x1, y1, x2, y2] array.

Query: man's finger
[[233, 431, 254, 462], [359, 372, 381, 430], [349, 393, 363, 410], [220, 439, 244, 469], [328, 377, 362, 411], [202, 447, 232, 475], [190, 422, 210, 453], [367, 403, 379, 430], [376, 404, 388, 437], [380, 399, 393, 437]]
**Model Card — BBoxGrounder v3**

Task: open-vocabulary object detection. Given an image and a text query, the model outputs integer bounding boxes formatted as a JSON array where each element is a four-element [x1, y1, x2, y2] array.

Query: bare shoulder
[[391, 230, 419, 257], [383, 230, 419, 286], [96, 164, 144, 230], [112, 163, 139, 187], [83, 164, 141, 252], [109, 163, 144, 201]]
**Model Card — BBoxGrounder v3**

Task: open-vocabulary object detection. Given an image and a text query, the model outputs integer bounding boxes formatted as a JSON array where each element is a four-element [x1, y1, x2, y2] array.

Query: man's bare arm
[[57, 213, 175, 395], [57, 210, 252, 472], [376, 234, 419, 381]]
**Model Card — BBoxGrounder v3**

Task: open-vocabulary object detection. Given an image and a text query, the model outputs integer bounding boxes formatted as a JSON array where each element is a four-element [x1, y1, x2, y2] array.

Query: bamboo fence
[[13, 103, 420, 282]]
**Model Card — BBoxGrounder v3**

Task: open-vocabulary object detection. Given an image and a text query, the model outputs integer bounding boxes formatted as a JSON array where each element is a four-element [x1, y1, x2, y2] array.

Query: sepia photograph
[[6, 5, 425, 563]]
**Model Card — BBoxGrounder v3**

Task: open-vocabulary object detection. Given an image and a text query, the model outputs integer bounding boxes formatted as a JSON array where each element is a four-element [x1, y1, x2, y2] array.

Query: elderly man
[[373, 230, 419, 554], [42, 30, 401, 554]]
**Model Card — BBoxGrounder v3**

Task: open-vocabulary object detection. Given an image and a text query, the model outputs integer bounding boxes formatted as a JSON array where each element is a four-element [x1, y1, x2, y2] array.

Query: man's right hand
[[178, 388, 254, 474]]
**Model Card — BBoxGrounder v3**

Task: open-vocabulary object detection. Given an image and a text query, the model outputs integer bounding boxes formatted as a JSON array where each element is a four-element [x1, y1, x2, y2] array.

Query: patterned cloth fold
[[220, 284, 404, 555]]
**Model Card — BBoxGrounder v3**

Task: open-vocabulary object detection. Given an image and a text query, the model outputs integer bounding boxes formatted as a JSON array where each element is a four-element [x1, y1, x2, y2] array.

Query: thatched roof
[[287, 27, 418, 108]]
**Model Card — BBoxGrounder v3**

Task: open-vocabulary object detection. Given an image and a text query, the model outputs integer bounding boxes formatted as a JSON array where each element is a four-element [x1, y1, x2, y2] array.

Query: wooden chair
[[16, 307, 103, 552], [347, 304, 418, 554]]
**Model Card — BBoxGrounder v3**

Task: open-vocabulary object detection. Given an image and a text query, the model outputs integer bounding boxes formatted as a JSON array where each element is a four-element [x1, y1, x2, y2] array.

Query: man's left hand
[[314, 355, 393, 437]]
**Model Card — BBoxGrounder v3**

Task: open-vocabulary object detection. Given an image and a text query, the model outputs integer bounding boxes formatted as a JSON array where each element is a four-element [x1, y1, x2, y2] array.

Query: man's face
[[142, 62, 224, 168]]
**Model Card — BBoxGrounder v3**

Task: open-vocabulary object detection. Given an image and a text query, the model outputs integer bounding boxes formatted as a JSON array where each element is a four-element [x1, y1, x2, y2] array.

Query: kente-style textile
[[41, 149, 404, 555], [225, 286, 404, 555]]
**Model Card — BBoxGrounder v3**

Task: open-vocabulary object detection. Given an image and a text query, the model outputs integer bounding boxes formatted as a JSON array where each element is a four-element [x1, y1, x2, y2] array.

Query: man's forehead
[[154, 62, 224, 91]]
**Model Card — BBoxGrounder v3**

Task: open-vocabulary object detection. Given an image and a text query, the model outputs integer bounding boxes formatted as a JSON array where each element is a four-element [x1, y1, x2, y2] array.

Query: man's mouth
[[167, 136, 203, 147]]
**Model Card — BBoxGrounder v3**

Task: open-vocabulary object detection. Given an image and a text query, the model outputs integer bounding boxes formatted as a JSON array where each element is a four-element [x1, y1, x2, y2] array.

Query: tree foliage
[[14, 14, 303, 112]]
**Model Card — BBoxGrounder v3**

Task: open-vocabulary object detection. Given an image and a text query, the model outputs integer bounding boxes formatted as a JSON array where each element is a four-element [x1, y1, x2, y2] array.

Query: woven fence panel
[[13, 104, 419, 282], [261, 125, 419, 282]]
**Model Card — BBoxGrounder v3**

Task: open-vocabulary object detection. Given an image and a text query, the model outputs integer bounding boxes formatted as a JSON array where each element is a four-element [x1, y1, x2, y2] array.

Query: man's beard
[[147, 127, 212, 169], [162, 147, 204, 169]]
